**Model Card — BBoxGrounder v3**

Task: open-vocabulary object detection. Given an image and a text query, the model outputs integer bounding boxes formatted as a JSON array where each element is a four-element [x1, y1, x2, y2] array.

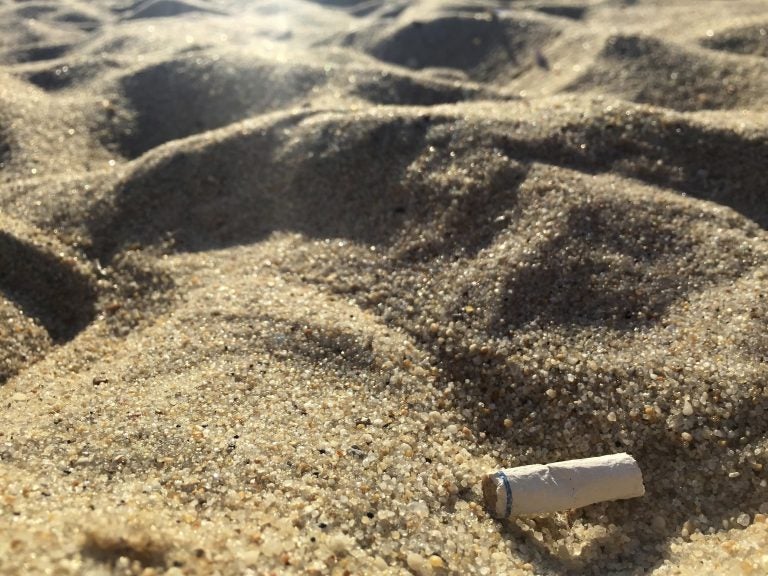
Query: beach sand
[[1, 0, 767, 574]]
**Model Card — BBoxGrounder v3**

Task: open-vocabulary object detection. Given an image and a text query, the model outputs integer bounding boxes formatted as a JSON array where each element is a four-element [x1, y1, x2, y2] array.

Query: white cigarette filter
[[482, 452, 645, 518]]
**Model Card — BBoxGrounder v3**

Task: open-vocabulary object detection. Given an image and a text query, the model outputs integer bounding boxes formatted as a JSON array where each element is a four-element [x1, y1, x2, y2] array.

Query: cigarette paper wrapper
[[483, 453, 645, 518]]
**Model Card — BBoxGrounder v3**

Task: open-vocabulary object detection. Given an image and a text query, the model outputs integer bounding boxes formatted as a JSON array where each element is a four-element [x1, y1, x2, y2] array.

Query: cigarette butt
[[482, 452, 645, 518]]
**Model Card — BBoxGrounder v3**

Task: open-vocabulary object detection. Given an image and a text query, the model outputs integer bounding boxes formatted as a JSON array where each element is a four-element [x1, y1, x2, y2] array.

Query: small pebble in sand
[[737, 513, 751, 527]]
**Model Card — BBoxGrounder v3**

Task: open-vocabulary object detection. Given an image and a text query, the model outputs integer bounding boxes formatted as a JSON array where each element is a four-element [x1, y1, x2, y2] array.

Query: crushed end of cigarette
[[482, 472, 506, 519]]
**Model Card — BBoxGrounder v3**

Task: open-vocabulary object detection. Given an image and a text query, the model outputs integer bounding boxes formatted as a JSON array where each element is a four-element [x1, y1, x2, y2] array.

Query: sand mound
[[497, 102, 768, 228], [53, 8, 102, 30], [702, 23, 768, 58], [90, 111, 433, 252], [0, 217, 97, 342], [125, 0, 223, 20], [346, 11, 558, 83], [0, 294, 51, 385], [2, 1, 768, 575], [0, 232, 95, 344], [112, 49, 491, 157], [532, 4, 587, 20], [0, 1, 101, 59], [0, 217, 97, 382], [0, 1, 104, 85], [0, 132, 9, 167], [7, 43, 72, 64], [0, 18, 74, 65], [568, 33, 768, 111], [114, 54, 328, 157], [0, 73, 111, 179], [26, 60, 100, 91]]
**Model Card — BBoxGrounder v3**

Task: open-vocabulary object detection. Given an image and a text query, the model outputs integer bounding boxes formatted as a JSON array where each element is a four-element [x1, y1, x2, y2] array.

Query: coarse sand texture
[[0, 0, 768, 575]]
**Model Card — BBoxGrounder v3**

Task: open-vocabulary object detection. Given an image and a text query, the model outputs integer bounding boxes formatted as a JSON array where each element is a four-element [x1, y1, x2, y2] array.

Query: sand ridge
[[1, 0, 767, 574]]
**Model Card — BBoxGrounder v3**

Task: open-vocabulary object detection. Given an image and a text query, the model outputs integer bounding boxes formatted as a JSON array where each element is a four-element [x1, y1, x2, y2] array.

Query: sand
[[0, 0, 767, 574]]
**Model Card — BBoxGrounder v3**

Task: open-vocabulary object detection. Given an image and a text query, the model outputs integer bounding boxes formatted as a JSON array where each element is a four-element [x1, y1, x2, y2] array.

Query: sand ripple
[[1, 1, 767, 574]]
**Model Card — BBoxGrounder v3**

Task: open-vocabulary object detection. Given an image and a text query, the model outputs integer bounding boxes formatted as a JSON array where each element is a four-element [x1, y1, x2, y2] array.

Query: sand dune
[[702, 22, 768, 58], [1, 1, 767, 575], [344, 11, 559, 82], [569, 33, 768, 111]]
